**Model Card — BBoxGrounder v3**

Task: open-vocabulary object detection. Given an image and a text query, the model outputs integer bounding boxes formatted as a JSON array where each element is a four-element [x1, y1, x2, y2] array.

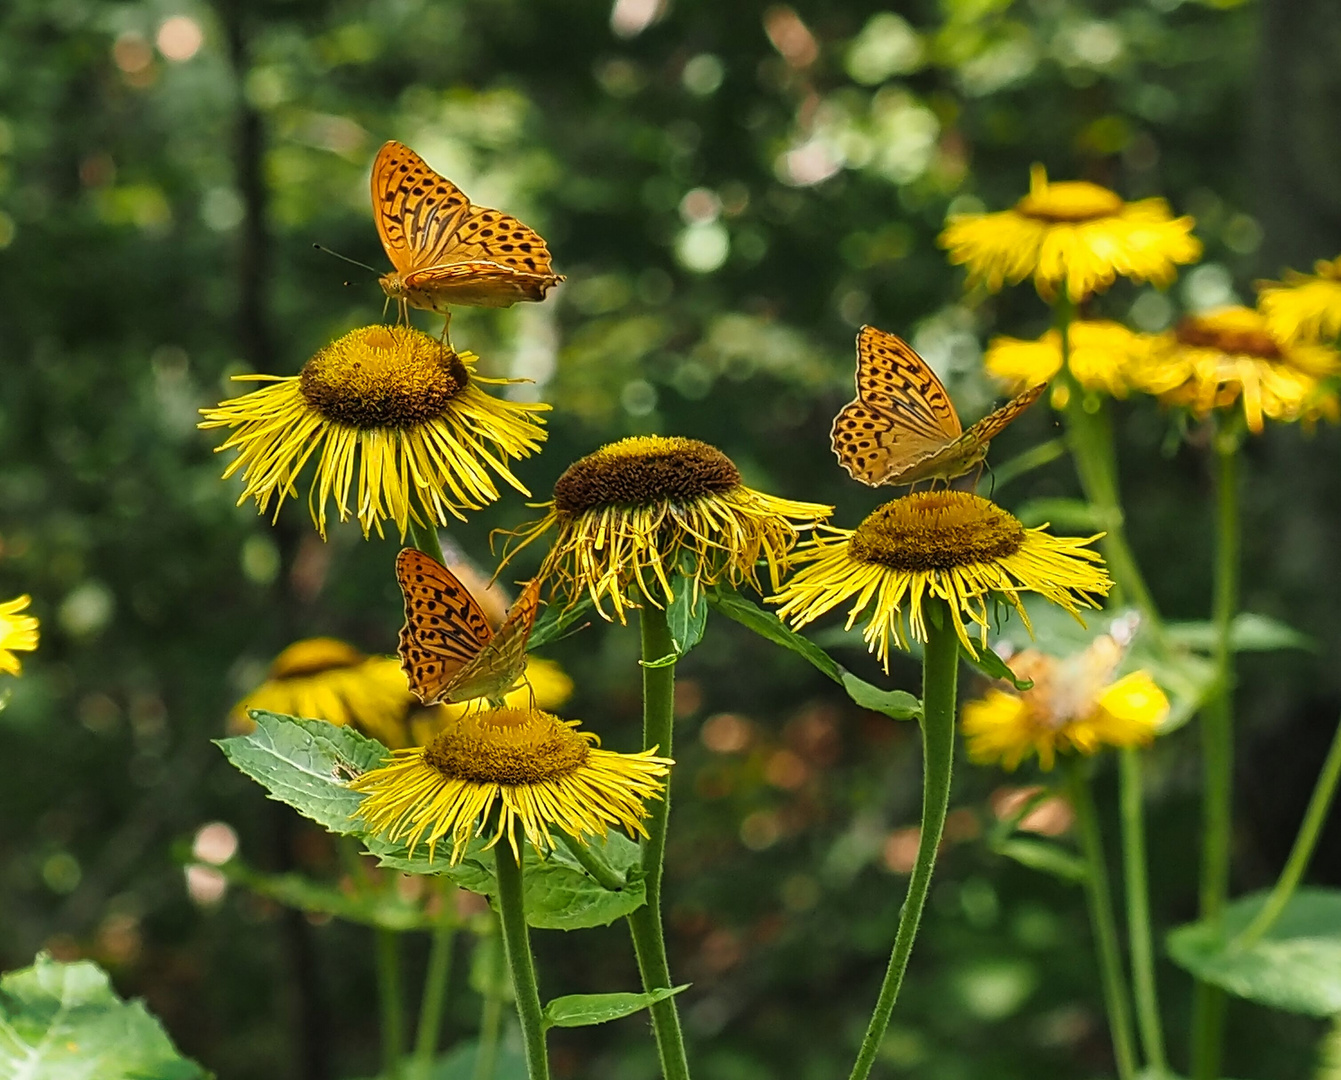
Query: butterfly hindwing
[[831, 401, 946, 486], [445, 578, 541, 703]]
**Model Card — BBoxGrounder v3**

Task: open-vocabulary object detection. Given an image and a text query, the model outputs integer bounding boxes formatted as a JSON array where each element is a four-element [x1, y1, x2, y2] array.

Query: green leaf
[[1165, 613, 1316, 654], [188, 851, 454, 932], [541, 986, 688, 1030], [423, 1041, 528, 1080], [216, 712, 388, 834], [0, 953, 208, 1080], [1167, 887, 1341, 1017], [991, 838, 1087, 883], [961, 642, 1034, 691], [378, 832, 648, 931], [708, 588, 921, 721], [838, 673, 920, 720], [1014, 497, 1108, 531], [666, 575, 708, 657], [529, 596, 594, 651]]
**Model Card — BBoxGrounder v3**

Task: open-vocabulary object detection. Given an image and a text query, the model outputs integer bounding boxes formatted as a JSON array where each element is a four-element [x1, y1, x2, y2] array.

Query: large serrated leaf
[[541, 985, 688, 1030], [0, 954, 208, 1080], [708, 589, 920, 720], [216, 712, 386, 834], [1167, 887, 1341, 1017]]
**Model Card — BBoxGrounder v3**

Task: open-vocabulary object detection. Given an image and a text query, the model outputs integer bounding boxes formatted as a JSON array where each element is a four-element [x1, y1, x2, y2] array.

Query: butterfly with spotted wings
[[395, 547, 540, 707], [832, 325, 1046, 487], [372, 140, 563, 318]]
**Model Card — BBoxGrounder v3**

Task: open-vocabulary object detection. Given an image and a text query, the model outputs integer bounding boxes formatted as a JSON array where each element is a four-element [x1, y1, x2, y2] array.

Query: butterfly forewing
[[396, 549, 494, 705], [445, 578, 540, 703], [372, 142, 471, 276], [832, 326, 1045, 487]]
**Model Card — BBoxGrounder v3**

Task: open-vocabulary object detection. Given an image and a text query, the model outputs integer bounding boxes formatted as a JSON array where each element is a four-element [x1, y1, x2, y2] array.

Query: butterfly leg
[[439, 309, 453, 346]]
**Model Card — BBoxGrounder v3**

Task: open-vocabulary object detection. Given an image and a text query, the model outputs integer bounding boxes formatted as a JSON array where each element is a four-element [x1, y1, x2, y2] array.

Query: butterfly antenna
[[312, 243, 379, 275]]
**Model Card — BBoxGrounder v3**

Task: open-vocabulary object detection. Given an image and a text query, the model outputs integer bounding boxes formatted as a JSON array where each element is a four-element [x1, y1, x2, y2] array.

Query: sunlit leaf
[[541, 986, 688, 1030]]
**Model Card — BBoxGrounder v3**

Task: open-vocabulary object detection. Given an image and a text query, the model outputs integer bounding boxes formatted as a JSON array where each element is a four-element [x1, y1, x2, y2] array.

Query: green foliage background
[[2, 0, 1339, 1077]]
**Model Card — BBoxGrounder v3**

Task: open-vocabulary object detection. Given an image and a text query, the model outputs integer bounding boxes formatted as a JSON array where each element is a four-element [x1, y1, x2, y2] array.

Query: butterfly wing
[[901, 382, 1047, 484], [832, 326, 964, 486], [395, 548, 494, 706], [372, 141, 472, 277], [445, 578, 541, 703]]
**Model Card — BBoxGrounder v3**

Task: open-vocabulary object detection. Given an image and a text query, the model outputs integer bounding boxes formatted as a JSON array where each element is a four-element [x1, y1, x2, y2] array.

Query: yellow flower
[[504, 436, 832, 622], [230, 637, 415, 746], [772, 491, 1111, 665], [961, 636, 1168, 771], [1131, 306, 1341, 432], [350, 706, 672, 864], [404, 656, 574, 747], [939, 165, 1201, 302], [0, 595, 39, 676], [1258, 256, 1341, 344], [199, 325, 548, 540], [985, 320, 1148, 407]]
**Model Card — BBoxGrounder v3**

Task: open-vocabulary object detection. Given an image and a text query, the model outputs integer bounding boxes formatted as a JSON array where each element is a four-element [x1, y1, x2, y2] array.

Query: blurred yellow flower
[[351, 706, 672, 864], [986, 320, 1149, 407], [200, 325, 548, 540], [0, 595, 39, 676], [961, 635, 1167, 770], [1132, 306, 1340, 432], [772, 491, 1111, 665], [231, 637, 415, 746], [505, 436, 831, 622], [1258, 256, 1341, 344], [940, 165, 1201, 302]]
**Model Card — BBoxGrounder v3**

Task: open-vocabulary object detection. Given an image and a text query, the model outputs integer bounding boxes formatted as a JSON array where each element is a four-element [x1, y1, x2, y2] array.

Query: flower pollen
[[423, 707, 592, 786], [300, 324, 469, 429], [553, 435, 742, 513], [850, 492, 1026, 571]]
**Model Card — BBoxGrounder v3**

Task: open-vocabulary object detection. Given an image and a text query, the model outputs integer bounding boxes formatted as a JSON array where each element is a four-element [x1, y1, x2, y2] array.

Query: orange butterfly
[[395, 548, 540, 707], [372, 141, 563, 316], [832, 325, 1046, 486]]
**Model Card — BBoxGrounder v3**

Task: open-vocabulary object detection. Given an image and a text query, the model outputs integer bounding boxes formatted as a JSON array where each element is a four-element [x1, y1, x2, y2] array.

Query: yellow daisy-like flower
[[986, 320, 1149, 407], [199, 325, 549, 540], [772, 491, 1111, 665], [230, 637, 415, 746], [350, 706, 672, 864], [0, 595, 40, 676], [961, 636, 1168, 771], [504, 436, 832, 622], [403, 656, 575, 748], [1258, 256, 1341, 344], [1131, 306, 1341, 432], [939, 165, 1201, 302]]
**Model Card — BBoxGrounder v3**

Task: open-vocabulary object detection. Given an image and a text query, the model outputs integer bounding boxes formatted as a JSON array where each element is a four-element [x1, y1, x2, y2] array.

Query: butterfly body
[[372, 141, 563, 314], [832, 325, 1045, 487], [396, 548, 539, 707]]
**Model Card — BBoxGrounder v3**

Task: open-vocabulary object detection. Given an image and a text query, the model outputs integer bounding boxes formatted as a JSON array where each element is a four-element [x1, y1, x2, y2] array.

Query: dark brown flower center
[[849, 492, 1026, 571], [553, 436, 742, 513]]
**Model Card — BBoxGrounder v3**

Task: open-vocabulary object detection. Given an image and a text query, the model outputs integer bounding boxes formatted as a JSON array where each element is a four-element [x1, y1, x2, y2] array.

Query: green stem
[[1192, 434, 1240, 1080], [1120, 748, 1167, 1076], [1068, 760, 1139, 1080], [412, 911, 457, 1080], [1055, 301, 1163, 638], [472, 917, 506, 1080], [409, 520, 447, 565], [627, 601, 692, 1080], [376, 929, 406, 1080], [494, 839, 550, 1080], [560, 832, 627, 892], [1236, 715, 1341, 947], [847, 600, 958, 1080]]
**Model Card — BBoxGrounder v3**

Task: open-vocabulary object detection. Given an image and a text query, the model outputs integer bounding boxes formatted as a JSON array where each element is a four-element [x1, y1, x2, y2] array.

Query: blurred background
[[3, 0, 1340, 1077]]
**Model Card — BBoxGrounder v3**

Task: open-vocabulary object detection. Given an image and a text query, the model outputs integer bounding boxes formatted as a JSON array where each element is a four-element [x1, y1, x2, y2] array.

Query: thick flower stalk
[[200, 325, 548, 539]]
